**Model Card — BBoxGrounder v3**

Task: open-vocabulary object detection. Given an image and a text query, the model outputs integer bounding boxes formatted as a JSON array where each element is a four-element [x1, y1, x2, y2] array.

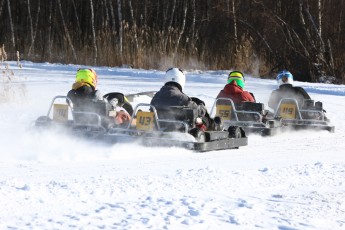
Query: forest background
[[0, 0, 344, 83]]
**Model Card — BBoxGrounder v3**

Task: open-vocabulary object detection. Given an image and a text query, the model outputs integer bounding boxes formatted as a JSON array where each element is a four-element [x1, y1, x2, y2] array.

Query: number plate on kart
[[280, 103, 296, 119], [53, 104, 69, 122], [136, 111, 155, 131], [216, 105, 232, 120]]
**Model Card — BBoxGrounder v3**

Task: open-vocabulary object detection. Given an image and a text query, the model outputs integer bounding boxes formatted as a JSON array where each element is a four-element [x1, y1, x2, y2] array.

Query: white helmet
[[164, 68, 186, 91]]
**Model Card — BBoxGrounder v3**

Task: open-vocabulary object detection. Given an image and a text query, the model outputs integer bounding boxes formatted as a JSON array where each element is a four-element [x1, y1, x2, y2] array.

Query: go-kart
[[210, 98, 282, 136], [271, 98, 334, 132], [209, 97, 334, 136], [35, 93, 248, 151], [35, 92, 132, 131]]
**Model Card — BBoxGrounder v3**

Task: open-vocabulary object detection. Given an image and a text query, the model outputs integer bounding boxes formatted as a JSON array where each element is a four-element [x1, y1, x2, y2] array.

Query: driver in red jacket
[[216, 71, 255, 107]]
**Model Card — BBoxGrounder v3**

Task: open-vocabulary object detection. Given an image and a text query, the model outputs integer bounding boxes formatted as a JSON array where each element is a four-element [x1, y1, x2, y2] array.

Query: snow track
[[1, 62, 345, 229]]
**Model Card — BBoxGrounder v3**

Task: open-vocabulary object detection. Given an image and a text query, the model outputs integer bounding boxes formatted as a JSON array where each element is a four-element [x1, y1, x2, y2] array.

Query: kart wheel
[[228, 126, 242, 138], [189, 128, 206, 142]]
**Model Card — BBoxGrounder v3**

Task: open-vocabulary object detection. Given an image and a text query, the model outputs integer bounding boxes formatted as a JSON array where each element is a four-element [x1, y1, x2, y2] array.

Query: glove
[[195, 117, 207, 131], [195, 117, 203, 125], [115, 110, 131, 124]]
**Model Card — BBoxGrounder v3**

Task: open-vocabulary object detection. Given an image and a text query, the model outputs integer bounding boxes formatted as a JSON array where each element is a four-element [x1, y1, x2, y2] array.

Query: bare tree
[[190, 0, 196, 47], [102, 0, 110, 30], [174, 0, 188, 55], [0, 0, 344, 82], [71, 0, 82, 38], [168, 0, 176, 28], [0, 0, 4, 18], [57, 0, 77, 62], [46, 0, 53, 61], [232, 0, 238, 52], [163, 0, 176, 52], [117, 0, 123, 61], [298, 0, 327, 81], [27, 0, 41, 58], [6, 0, 15, 48], [27, 0, 34, 51], [318, 0, 322, 37], [337, 1, 343, 42], [108, 0, 117, 49], [128, 0, 139, 50], [90, 0, 98, 65]]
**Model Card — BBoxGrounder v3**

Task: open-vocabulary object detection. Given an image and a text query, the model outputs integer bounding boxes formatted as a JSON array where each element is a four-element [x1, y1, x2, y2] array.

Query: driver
[[268, 70, 311, 110], [67, 68, 132, 126], [150, 67, 220, 131]]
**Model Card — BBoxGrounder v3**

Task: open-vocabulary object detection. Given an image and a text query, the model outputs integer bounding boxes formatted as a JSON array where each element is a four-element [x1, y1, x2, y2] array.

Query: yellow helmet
[[75, 69, 98, 88]]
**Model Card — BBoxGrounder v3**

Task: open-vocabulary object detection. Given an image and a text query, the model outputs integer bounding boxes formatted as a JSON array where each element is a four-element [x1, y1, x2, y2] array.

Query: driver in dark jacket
[[67, 68, 132, 125], [67, 68, 103, 106], [268, 70, 311, 110], [150, 68, 217, 131]]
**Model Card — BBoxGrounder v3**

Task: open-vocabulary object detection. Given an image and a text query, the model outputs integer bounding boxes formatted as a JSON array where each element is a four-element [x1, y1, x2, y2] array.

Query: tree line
[[0, 0, 344, 83]]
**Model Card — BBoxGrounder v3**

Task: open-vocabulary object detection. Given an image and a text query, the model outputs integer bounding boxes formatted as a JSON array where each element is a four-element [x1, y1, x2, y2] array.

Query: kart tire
[[189, 128, 206, 142], [228, 126, 242, 138]]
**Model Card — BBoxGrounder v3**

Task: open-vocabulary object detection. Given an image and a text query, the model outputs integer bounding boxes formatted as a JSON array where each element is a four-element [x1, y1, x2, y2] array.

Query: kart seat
[[72, 99, 114, 127], [155, 106, 198, 130], [236, 102, 264, 122], [214, 100, 264, 122], [214, 99, 237, 121], [301, 99, 325, 120], [274, 98, 302, 120], [242, 102, 265, 113]]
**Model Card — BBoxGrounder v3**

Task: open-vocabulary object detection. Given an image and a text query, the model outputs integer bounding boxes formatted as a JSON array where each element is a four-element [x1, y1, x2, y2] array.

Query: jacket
[[67, 83, 103, 108], [268, 84, 311, 110], [217, 81, 255, 105], [150, 82, 210, 126]]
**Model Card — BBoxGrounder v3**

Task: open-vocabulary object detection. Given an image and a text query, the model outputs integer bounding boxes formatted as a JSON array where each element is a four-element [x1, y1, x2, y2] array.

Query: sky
[[0, 61, 345, 229]]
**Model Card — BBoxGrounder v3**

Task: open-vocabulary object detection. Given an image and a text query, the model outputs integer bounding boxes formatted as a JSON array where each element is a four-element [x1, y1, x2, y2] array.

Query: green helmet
[[227, 71, 245, 89]]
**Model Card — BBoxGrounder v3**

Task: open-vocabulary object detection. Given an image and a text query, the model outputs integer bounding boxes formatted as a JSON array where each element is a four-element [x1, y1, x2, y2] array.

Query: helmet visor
[[228, 71, 245, 88], [228, 78, 245, 88]]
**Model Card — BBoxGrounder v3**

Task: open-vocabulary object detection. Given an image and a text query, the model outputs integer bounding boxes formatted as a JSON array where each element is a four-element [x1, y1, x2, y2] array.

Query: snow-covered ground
[[1, 62, 345, 229]]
